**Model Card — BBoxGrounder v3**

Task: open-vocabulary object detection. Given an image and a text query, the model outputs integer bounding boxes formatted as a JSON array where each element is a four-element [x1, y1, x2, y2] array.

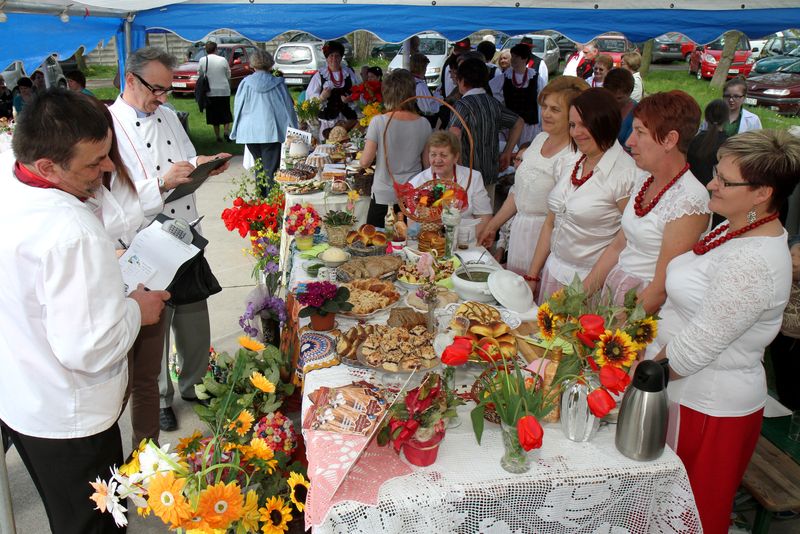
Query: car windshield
[[503, 37, 545, 53], [276, 46, 313, 64], [596, 38, 626, 52], [419, 38, 447, 55], [190, 48, 232, 62], [707, 36, 749, 51]]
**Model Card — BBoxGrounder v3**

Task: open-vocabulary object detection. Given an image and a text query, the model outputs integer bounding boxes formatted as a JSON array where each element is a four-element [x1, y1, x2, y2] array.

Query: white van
[[388, 32, 450, 89]]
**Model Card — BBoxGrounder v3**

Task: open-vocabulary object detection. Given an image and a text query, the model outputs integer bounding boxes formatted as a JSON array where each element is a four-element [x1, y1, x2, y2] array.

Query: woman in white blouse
[[526, 88, 642, 302], [479, 76, 588, 274], [584, 91, 711, 313], [306, 41, 359, 139], [649, 130, 800, 534]]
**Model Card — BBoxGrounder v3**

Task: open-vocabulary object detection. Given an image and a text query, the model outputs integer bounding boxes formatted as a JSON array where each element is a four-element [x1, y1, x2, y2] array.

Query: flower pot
[[309, 312, 335, 331], [561, 377, 601, 442], [324, 224, 351, 248], [402, 431, 444, 467], [500, 421, 535, 474], [295, 234, 314, 251]]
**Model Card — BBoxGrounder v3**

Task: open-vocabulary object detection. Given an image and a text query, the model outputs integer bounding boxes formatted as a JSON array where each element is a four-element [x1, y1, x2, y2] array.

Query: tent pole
[[124, 19, 132, 63], [0, 442, 17, 534]]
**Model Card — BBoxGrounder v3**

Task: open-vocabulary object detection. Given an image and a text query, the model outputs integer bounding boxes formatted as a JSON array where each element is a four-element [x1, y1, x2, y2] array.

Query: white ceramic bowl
[[451, 264, 501, 303], [317, 248, 351, 268]]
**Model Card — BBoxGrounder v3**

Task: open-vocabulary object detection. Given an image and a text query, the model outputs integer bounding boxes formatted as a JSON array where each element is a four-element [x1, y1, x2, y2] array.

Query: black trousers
[[1, 420, 126, 533], [769, 332, 800, 410], [247, 142, 282, 197]]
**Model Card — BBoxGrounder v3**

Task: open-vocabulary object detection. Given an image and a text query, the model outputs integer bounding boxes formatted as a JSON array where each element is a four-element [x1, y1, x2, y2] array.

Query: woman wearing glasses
[[583, 91, 711, 312], [719, 78, 762, 135], [478, 76, 588, 275], [647, 130, 800, 534]]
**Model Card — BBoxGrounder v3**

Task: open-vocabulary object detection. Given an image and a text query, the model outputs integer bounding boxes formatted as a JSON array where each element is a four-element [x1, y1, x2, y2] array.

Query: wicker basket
[[383, 95, 474, 223], [324, 224, 351, 248], [346, 243, 387, 257], [353, 172, 373, 197]]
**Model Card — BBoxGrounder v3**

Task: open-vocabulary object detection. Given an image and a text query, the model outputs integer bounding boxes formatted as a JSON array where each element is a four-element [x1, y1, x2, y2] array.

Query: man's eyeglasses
[[712, 166, 751, 187], [132, 72, 173, 96], [723, 93, 744, 100]]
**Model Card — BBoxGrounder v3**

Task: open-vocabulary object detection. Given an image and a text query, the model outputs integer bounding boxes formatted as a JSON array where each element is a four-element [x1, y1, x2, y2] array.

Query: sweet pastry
[[344, 325, 436, 371], [388, 307, 427, 329], [406, 287, 458, 311], [341, 278, 401, 315], [454, 301, 502, 324]]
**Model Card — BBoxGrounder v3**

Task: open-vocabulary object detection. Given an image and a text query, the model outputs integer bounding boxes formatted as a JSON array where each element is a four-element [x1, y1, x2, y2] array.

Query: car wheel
[[685, 53, 692, 63]]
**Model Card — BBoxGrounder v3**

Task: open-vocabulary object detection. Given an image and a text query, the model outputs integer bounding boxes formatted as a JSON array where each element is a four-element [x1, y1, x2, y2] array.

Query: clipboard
[[164, 155, 233, 203]]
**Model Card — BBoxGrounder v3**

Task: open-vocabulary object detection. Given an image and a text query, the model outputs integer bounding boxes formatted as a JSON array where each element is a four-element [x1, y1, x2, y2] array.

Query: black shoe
[[159, 407, 178, 432], [224, 134, 231, 142], [181, 395, 211, 407]]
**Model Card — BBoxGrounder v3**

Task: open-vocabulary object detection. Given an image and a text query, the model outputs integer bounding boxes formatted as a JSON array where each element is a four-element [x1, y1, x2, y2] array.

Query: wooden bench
[[741, 436, 800, 533]]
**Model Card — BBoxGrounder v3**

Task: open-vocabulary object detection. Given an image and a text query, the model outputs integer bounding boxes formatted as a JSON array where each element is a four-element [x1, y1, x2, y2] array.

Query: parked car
[[371, 42, 402, 59], [758, 31, 800, 59], [750, 45, 800, 76], [499, 34, 561, 75], [286, 33, 354, 64], [388, 32, 450, 89], [2, 56, 66, 95], [745, 59, 800, 116], [172, 43, 258, 95], [539, 30, 578, 61], [184, 35, 256, 62], [652, 32, 697, 63], [688, 34, 755, 80], [274, 41, 328, 87], [594, 34, 638, 67]]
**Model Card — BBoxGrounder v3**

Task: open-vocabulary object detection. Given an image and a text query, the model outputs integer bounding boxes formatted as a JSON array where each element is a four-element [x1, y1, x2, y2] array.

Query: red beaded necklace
[[634, 162, 690, 217], [329, 68, 344, 88], [570, 154, 595, 188], [512, 68, 528, 89], [692, 212, 780, 255]]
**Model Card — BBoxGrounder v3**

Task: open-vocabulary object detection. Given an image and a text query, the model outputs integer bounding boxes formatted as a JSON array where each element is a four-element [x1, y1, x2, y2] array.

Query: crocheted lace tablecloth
[[302, 364, 701, 534]]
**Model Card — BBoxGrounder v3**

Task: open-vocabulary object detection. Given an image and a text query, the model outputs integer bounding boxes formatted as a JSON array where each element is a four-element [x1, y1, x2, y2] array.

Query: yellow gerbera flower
[[227, 410, 255, 437], [240, 490, 260, 532], [245, 437, 278, 473], [259, 496, 293, 534], [176, 430, 204, 455], [629, 317, 658, 350], [537, 302, 558, 341], [595, 329, 637, 368], [250, 371, 276, 394], [239, 336, 266, 352], [196, 481, 244, 530], [119, 439, 147, 476], [287, 472, 309, 513], [146, 472, 192, 528]]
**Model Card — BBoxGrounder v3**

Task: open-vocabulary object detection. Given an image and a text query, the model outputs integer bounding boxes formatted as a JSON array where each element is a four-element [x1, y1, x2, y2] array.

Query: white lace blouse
[[547, 141, 641, 269], [617, 169, 710, 281], [513, 132, 573, 217], [647, 231, 792, 416]]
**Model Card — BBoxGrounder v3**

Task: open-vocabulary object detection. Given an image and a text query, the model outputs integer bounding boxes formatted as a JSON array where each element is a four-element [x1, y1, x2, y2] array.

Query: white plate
[[285, 78, 303, 84], [744, 97, 757, 106], [437, 302, 521, 329], [340, 287, 407, 319], [173, 82, 187, 88]]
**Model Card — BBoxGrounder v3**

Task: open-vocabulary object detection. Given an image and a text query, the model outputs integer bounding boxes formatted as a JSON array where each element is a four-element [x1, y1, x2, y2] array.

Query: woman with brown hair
[[526, 88, 642, 302], [479, 76, 589, 274], [584, 91, 711, 312], [359, 68, 431, 227]]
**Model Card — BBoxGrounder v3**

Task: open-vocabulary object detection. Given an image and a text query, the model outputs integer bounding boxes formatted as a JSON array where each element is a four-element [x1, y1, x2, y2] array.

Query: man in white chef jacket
[[0, 89, 170, 533], [109, 47, 231, 432]]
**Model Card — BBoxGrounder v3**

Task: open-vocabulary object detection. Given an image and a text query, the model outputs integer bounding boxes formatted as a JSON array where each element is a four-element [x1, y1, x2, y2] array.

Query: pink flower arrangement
[[284, 203, 321, 236]]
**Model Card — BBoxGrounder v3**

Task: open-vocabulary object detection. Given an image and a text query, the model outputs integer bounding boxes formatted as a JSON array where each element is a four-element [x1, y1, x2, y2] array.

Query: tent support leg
[[0, 440, 17, 534]]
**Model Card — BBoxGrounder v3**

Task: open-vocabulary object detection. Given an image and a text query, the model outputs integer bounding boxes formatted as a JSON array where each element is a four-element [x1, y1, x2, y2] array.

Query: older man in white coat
[[109, 46, 231, 432]]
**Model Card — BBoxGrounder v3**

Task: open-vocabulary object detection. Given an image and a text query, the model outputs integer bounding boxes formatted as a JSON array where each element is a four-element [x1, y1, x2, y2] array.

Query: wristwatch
[[157, 176, 166, 191]]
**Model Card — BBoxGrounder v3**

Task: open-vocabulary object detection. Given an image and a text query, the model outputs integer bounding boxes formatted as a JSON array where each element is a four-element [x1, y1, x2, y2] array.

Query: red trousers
[[676, 405, 763, 534]]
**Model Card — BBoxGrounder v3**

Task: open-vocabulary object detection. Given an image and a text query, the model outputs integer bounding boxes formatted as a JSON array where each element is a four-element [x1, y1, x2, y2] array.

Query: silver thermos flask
[[615, 359, 669, 461]]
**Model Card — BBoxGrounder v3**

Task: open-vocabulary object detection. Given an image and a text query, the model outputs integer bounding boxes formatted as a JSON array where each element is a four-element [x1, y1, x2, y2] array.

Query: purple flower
[[263, 261, 279, 274], [265, 244, 279, 256]]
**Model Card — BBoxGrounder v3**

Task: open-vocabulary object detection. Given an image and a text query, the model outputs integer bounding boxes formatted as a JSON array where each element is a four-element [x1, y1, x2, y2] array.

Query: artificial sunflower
[[239, 336, 266, 352], [240, 490, 261, 532], [196, 481, 244, 529], [287, 472, 309, 513], [176, 430, 204, 455], [594, 329, 637, 368], [259, 496, 293, 534], [228, 410, 255, 437], [628, 317, 657, 350], [250, 371, 277, 394], [537, 302, 558, 341], [146, 472, 193, 528]]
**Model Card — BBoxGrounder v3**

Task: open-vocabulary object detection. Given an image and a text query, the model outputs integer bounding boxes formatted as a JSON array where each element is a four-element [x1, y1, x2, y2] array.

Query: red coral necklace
[[512, 68, 528, 88], [692, 212, 779, 255], [634, 163, 690, 217], [329, 68, 344, 88], [570, 154, 595, 188]]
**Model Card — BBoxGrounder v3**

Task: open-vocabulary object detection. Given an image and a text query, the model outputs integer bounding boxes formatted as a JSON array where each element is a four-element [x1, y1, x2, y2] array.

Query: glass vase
[[500, 421, 532, 474], [561, 377, 601, 442], [442, 366, 461, 429], [259, 313, 281, 346]]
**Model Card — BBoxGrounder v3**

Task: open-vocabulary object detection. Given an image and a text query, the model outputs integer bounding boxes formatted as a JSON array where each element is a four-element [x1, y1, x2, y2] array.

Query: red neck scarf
[[14, 161, 55, 190]]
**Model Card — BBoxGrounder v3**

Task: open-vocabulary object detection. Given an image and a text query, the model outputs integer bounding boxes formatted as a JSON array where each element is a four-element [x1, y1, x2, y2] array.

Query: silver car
[[500, 34, 560, 76], [3, 55, 67, 94], [274, 41, 352, 88]]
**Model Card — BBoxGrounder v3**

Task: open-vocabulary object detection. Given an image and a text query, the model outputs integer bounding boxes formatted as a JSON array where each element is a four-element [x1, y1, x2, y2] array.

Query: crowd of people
[[1, 34, 799, 534]]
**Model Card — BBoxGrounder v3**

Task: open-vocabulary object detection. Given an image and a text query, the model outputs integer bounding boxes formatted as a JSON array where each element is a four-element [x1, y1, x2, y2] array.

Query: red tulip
[[587, 388, 616, 418], [517, 415, 544, 451], [441, 336, 472, 366], [576, 314, 606, 348], [599, 365, 631, 395]]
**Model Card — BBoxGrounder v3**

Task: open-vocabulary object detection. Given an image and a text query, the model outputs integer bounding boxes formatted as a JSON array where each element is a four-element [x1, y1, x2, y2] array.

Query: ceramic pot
[[309, 312, 335, 331], [402, 431, 444, 467]]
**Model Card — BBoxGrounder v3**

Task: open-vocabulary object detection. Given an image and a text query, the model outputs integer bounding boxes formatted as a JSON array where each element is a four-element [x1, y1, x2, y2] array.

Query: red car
[[745, 59, 800, 116], [594, 34, 638, 67], [688, 34, 755, 80], [172, 43, 259, 95]]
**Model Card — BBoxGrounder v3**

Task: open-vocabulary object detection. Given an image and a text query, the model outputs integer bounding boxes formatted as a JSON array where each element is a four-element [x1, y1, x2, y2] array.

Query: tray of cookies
[[356, 325, 439, 373], [339, 278, 404, 318]]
